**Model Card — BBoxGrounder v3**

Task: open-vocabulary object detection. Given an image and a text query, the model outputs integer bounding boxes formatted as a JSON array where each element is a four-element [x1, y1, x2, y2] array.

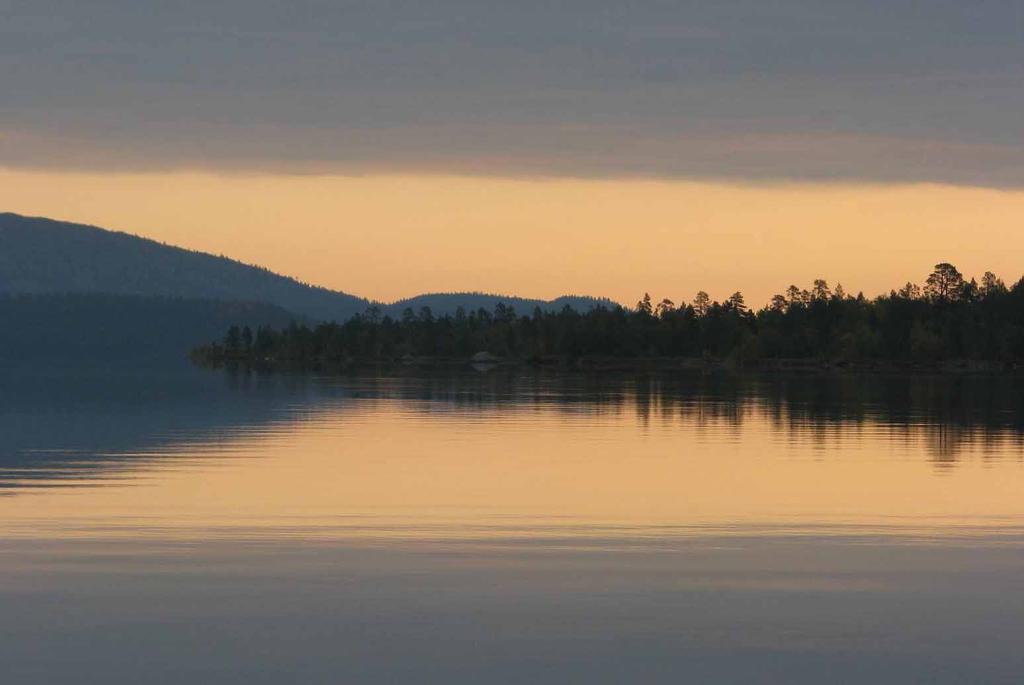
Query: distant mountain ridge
[[0, 212, 370, 322], [0, 211, 618, 362], [381, 292, 614, 318], [0, 213, 617, 322]]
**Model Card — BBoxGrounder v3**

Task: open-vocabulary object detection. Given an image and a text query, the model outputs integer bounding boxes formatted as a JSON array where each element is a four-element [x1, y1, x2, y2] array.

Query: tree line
[[193, 263, 1024, 366]]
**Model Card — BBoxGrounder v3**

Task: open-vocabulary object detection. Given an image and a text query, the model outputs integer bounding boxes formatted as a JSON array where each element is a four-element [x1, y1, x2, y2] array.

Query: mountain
[[382, 292, 615, 318], [0, 213, 369, 322], [0, 212, 619, 361]]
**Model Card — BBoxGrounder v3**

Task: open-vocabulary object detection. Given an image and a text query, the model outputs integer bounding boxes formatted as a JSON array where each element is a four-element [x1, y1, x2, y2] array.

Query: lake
[[2, 364, 1023, 683]]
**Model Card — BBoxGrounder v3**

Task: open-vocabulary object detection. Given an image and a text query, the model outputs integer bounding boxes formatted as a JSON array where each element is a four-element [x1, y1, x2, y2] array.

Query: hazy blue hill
[[0, 293, 298, 362], [0, 213, 369, 322], [0, 213, 618, 363], [383, 292, 615, 318]]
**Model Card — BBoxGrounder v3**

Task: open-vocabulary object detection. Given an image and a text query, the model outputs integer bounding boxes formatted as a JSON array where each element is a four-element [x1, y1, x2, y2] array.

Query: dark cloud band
[[2, 1, 1021, 186]]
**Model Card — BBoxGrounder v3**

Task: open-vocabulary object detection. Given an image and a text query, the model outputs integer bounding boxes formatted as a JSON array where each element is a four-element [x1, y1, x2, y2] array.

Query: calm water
[[2, 364, 1024, 683]]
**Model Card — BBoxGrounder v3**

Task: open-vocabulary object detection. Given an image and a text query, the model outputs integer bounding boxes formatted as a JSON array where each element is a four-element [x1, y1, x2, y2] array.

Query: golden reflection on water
[[3, 390, 1023, 541]]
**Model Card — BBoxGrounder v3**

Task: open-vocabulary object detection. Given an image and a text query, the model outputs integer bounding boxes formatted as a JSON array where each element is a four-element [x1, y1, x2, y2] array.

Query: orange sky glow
[[2, 169, 1022, 307]]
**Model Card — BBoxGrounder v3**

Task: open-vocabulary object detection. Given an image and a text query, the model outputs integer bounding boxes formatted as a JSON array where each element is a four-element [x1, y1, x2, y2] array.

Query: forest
[[193, 264, 1024, 367]]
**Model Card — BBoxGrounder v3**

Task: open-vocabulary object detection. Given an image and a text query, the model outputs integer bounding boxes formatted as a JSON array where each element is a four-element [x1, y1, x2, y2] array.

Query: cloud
[[1, 0, 1022, 186]]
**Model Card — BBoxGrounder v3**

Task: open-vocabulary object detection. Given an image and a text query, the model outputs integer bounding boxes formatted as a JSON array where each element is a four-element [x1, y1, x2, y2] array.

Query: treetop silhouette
[[195, 263, 1024, 367]]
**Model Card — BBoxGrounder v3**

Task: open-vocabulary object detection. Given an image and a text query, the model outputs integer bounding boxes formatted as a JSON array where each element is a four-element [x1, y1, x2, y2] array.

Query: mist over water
[[2, 364, 1024, 683]]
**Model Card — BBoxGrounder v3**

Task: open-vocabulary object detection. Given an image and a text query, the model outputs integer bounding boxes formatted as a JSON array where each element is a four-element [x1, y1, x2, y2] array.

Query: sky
[[2, 1, 1023, 305]]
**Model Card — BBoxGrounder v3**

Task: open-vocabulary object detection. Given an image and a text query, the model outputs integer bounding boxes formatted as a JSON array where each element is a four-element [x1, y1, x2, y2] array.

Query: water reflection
[[0, 363, 352, 489], [2, 366, 1022, 491], [3, 365, 1024, 684], [0, 365, 1021, 541]]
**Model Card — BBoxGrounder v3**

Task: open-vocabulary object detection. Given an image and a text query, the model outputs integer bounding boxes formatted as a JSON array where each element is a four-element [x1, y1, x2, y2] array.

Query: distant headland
[[194, 263, 1024, 372]]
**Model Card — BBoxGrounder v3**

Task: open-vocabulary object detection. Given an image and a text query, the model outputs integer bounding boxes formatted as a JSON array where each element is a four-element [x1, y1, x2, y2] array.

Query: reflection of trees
[[927, 424, 968, 469], [3, 367, 1023, 491], [351, 369, 1024, 467]]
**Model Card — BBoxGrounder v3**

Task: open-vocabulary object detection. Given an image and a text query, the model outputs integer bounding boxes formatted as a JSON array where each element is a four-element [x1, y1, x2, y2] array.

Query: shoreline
[[191, 355, 1022, 376]]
